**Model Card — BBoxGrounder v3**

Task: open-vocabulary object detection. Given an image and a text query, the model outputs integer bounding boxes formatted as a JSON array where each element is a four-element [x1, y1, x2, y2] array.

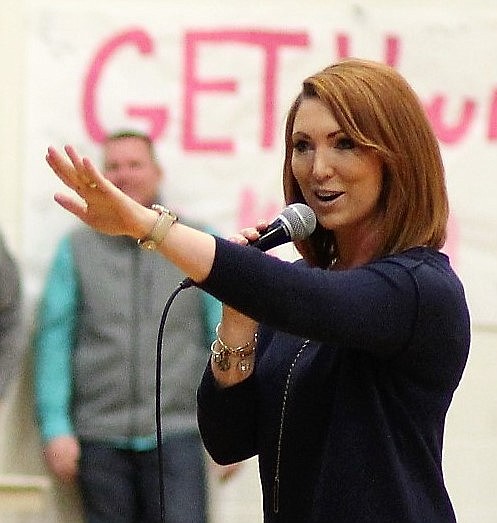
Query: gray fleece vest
[[70, 227, 208, 441]]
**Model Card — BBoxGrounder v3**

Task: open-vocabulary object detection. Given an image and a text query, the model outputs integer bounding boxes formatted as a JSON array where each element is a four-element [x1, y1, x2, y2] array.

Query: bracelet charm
[[211, 340, 232, 371], [238, 359, 252, 373], [210, 324, 257, 373]]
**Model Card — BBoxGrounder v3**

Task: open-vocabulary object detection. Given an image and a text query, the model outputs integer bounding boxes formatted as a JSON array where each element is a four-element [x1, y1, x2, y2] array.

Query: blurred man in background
[[33, 131, 223, 523]]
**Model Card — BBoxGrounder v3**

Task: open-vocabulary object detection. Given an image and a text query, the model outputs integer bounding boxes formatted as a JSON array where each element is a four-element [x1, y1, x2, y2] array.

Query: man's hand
[[43, 435, 80, 483]]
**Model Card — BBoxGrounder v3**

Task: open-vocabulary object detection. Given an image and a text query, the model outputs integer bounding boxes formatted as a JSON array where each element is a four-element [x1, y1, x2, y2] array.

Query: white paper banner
[[23, 1, 497, 325]]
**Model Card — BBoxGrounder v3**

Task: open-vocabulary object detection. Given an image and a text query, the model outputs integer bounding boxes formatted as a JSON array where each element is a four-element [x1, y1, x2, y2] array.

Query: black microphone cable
[[153, 204, 315, 519], [155, 276, 195, 522]]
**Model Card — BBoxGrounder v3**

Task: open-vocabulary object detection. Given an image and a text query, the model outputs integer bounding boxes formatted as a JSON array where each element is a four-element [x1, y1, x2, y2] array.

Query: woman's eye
[[336, 136, 355, 150], [293, 140, 310, 153]]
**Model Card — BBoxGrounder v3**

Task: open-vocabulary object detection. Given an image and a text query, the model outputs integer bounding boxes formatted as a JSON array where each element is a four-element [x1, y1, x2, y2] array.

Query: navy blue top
[[197, 238, 470, 523]]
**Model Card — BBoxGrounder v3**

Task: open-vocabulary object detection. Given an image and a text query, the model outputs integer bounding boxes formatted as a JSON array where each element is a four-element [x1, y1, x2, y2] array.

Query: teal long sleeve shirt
[[34, 234, 220, 445]]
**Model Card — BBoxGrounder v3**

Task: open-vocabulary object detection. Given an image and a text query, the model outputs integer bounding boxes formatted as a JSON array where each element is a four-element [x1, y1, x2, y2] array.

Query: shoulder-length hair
[[283, 58, 448, 268]]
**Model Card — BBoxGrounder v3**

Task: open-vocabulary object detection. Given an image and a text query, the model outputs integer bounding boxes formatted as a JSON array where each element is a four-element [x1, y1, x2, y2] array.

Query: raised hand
[[46, 145, 151, 239]]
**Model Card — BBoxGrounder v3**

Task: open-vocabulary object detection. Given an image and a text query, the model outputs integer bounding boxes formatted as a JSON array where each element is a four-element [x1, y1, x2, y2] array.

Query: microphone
[[249, 203, 316, 251]]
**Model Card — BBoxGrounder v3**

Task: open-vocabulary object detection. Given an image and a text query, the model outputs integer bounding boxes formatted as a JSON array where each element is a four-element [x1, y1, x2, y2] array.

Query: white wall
[[1, 1, 496, 522]]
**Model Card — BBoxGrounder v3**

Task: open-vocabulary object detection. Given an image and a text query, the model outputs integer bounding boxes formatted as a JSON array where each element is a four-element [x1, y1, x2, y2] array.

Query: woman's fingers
[[65, 145, 105, 189], [256, 221, 270, 234], [63, 144, 85, 172], [53, 192, 89, 221], [46, 146, 79, 191], [48, 145, 107, 223], [47, 145, 104, 196], [233, 227, 262, 244], [227, 232, 250, 245]]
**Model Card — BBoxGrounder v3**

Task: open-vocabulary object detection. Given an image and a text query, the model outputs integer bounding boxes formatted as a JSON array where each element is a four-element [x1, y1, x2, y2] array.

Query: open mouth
[[315, 191, 344, 202]]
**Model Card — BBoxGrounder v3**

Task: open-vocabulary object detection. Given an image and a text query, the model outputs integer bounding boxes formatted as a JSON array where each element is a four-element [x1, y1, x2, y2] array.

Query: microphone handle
[[248, 221, 290, 252]]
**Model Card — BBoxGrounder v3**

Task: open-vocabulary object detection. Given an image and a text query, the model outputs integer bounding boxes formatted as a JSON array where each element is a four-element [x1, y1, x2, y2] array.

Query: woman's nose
[[312, 148, 334, 180]]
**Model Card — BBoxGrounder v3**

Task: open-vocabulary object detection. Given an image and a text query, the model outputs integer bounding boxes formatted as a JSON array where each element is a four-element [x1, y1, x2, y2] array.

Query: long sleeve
[[199, 237, 421, 355], [0, 234, 23, 398], [197, 324, 278, 464], [33, 236, 78, 441], [197, 365, 258, 464]]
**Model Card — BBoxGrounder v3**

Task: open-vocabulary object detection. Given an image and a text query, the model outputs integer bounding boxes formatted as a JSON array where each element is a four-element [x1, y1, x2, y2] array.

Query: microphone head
[[280, 203, 316, 241]]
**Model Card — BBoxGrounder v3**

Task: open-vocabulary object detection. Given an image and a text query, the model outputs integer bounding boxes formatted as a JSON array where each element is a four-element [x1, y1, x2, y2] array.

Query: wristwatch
[[137, 204, 178, 250]]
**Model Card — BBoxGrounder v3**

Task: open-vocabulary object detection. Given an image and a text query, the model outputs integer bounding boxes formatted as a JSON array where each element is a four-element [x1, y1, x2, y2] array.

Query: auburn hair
[[283, 58, 448, 268]]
